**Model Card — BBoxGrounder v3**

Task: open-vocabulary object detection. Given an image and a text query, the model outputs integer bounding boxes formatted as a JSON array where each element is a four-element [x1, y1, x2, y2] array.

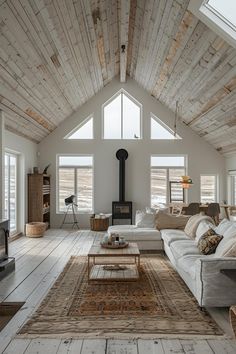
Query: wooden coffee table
[[87, 243, 140, 282]]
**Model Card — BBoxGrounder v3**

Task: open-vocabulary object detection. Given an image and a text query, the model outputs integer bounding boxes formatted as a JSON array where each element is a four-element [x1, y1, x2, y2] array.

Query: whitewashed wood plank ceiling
[[0, 0, 236, 154]]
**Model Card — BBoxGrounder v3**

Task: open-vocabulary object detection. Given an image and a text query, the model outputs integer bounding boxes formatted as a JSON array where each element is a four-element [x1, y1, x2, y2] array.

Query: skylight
[[207, 0, 236, 30], [65, 116, 93, 139], [151, 114, 181, 140]]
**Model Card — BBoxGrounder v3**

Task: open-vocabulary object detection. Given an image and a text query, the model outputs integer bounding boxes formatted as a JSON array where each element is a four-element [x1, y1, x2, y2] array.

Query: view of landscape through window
[[58, 156, 93, 212], [200, 175, 217, 203], [151, 156, 186, 205]]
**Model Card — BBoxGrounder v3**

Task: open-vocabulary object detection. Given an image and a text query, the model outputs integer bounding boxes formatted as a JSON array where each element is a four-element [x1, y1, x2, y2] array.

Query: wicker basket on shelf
[[25, 222, 46, 238]]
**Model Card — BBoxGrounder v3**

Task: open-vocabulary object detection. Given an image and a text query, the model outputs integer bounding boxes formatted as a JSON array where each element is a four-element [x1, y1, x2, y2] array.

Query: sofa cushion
[[135, 210, 156, 228], [178, 254, 215, 280], [161, 229, 189, 246], [197, 229, 223, 255], [107, 225, 161, 241], [214, 223, 236, 257], [214, 235, 236, 257], [156, 212, 190, 230], [195, 220, 215, 244], [214, 218, 235, 235], [222, 239, 236, 257], [170, 240, 200, 259], [177, 255, 201, 280], [184, 214, 213, 239]]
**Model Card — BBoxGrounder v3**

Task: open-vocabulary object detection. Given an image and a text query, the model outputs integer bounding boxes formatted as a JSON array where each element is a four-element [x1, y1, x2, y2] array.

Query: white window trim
[[150, 154, 188, 206], [150, 113, 182, 140], [5, 150, 19, 235], [102, 88, 143, 140], [56, 154, 94, 214], [188, 0, 236, 49], [64, 114, 94, 140], [200, 174, 219, 203]]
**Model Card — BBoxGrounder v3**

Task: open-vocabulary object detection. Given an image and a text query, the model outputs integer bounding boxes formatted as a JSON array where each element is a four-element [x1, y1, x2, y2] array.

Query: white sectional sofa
[[107, 225, 162, 251], [107, 219, 236, 307]]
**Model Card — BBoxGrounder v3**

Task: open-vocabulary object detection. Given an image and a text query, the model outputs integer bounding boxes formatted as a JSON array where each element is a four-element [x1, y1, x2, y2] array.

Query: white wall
[[38, 77, 226, 228], [5, 130, 38, 233]]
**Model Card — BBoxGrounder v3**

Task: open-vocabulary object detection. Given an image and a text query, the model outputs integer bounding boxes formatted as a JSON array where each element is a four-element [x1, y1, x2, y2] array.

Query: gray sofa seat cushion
[[170, 240, 200, 259], [161, 229, 189, 246], [177, 255, 200, 280], [178, 254, 215, 280], [107, 225, 161, 241]]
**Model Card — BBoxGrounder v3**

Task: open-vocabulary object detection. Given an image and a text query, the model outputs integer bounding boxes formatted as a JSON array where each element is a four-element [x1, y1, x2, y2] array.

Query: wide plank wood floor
[[0, 229, 236, 354]]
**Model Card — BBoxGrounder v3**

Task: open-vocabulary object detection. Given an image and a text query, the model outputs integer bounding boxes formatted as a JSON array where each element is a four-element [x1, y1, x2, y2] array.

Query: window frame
[[102, 89, 143, 140], [5, 151, 18, 235], [150, 154, 188, 206], [56, 154, 94, 214], [200, 174, 218, 203], [150, 113, 181, 140], [64, 114, 94, 140]]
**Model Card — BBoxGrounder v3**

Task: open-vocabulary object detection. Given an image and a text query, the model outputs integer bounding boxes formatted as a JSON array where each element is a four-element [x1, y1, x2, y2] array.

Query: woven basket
[[26, 222, 46, 238]]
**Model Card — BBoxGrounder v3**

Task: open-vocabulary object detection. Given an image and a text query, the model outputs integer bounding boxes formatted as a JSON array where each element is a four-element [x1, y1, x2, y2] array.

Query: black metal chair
[[206, 203, 220, 225], [183, 202, 200, 216]]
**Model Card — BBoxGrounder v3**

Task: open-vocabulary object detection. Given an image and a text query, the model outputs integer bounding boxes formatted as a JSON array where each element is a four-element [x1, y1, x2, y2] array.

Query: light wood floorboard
[[0, 229, 235, 354]]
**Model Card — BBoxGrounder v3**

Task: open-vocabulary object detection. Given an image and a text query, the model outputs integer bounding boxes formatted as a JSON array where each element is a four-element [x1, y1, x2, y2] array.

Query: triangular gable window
[[151, 114, 181, 140], [103, 89, 142, 139], [65, 116, 93, 139]]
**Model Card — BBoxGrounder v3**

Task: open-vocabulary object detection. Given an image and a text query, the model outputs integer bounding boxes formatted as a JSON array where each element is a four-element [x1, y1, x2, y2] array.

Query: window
[[57, 155, 93, 213], [151, 114, 181, 140], [64, 115, 93, 139], [103, 90, 141, 139], [206, 0, 236, 30], [5, 152, 17, 234], [150, 155, 186, 206], [200, 175, 217, 203]]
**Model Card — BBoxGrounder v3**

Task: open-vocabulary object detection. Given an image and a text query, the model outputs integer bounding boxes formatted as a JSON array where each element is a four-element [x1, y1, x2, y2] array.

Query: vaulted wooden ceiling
[[0, 0, 236, 155]]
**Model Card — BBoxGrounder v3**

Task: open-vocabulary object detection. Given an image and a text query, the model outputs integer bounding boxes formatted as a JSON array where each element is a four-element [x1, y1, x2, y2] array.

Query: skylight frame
[[188, 0, 236, 49]]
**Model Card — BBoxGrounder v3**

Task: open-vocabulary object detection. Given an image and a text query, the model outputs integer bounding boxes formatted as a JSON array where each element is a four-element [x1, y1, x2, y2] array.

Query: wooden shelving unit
[[28, 174, 50, 228]]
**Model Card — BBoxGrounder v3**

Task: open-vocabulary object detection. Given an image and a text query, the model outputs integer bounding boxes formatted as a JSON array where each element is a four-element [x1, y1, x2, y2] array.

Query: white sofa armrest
[[195, 257, 236, 307]]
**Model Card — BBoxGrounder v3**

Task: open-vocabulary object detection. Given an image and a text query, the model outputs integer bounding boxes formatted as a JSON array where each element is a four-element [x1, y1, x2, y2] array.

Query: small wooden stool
[[229, 305, 236, 337]]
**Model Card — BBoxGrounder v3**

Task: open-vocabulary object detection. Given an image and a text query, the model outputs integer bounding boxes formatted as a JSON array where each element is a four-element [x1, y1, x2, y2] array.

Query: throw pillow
[[198, 229, 223, 255], [184, 214, 214, 239], [156, 213, 190, 230], [135, 210, 156, 228]]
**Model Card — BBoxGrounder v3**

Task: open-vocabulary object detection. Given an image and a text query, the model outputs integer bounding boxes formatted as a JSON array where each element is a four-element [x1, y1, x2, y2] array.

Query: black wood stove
[[112, 149, 132, 225]]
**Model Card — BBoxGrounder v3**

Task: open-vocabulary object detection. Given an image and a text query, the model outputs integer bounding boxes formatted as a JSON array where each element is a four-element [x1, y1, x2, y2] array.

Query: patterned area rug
[[19, 255, 224, 339]]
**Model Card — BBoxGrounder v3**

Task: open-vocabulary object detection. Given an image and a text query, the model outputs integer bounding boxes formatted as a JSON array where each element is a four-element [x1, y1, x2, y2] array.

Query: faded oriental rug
[[19, 255, 224, 339]]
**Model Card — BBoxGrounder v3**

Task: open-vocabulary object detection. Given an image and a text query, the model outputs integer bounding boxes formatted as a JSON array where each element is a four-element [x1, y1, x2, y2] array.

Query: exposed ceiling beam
[[120, 0, 131, 83]]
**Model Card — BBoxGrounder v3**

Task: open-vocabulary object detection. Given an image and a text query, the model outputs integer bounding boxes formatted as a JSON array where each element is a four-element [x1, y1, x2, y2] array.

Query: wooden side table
[[230, 306, 236, 337]]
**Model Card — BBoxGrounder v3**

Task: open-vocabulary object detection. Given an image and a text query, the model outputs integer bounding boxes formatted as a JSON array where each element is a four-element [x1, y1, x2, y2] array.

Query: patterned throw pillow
[[198, 229, 223, 255]]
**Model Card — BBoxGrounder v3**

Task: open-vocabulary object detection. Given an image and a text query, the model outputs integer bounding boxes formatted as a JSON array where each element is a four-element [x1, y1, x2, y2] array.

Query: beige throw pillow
[[184, 214, 214, 239], [156, 212, 190, 230]]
